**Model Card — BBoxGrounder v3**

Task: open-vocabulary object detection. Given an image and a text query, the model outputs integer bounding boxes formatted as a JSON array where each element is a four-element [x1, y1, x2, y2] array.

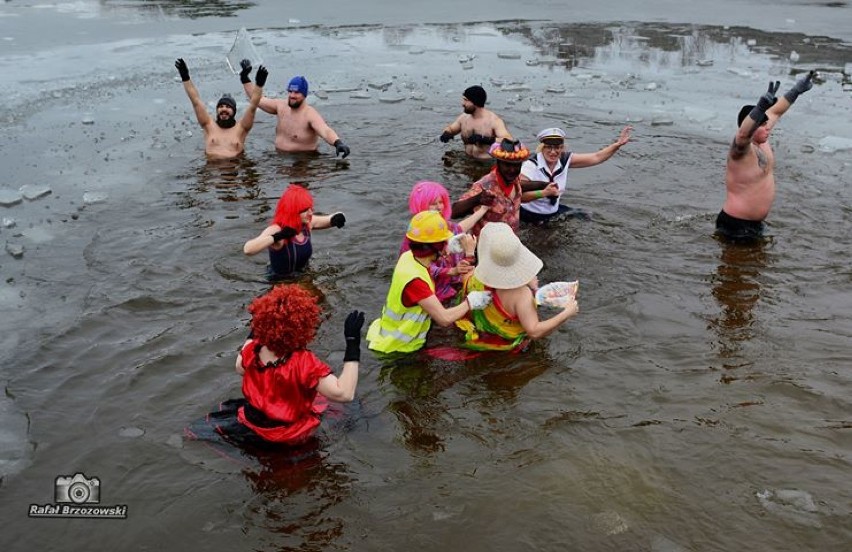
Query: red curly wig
[[247, 284, 321, 357], [272, 184, 313, 231]]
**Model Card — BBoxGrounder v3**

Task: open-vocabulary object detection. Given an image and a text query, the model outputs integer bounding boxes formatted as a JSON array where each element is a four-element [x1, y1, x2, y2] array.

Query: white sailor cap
[[536, 127, 566, 142]]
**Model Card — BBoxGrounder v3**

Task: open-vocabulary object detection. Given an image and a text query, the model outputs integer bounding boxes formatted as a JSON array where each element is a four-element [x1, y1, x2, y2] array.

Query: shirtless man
[[718, 71, 815, 241], [175, 58, 266, 160], [439, 85, 512, 160], [238, 60, 350, 158]]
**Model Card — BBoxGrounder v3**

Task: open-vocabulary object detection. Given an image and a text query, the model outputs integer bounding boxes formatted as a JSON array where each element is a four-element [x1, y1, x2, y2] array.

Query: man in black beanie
[[439, 84, 513, 160]]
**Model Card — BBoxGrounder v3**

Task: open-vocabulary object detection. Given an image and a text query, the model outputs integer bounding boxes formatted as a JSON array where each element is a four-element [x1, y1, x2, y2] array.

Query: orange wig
[[272, 184, 314, 231], [247, 284, 321, 357]]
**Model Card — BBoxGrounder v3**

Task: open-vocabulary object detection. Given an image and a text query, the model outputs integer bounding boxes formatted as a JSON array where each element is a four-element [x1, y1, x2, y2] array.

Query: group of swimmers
[[178, 58, 817, 447]]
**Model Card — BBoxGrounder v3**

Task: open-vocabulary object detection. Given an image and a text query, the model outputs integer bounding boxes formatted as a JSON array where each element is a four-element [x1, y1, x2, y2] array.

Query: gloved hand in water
[[334, 139, 350, 158], [439, 131, 454, 143]]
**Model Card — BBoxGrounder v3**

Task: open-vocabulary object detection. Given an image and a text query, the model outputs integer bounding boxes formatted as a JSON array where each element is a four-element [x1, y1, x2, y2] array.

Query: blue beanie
[[287, 76, 309, 96]]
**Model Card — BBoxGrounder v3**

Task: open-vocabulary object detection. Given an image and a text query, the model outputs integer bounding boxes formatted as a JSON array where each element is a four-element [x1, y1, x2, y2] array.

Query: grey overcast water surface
[[0, 1, 850, 550]]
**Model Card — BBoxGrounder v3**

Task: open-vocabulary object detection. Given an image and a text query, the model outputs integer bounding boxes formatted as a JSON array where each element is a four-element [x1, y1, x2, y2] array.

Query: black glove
[[239, 59, 252, 84], [175, 58, 190, 82], [783, 70, 815, 105], [334, 139, 350, 159], [343, 310, 365, 362], [271, 227, 297, 242], [255, 65, 268, 88], [330, 213, 346, 228], [748, 80, 780, 123], [439, 131, 454, 143]]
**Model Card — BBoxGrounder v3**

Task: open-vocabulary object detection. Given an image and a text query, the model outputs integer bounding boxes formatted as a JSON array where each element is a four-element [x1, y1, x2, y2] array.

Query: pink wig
[[408, 180, 451, 221]]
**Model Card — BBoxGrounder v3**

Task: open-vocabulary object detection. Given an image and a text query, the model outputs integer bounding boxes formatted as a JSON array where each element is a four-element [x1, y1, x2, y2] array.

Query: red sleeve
[[294, 350, 333, 389], [401, 278, 434, 307], [459, 180, 484, 202], [239, 339, 259, 371]]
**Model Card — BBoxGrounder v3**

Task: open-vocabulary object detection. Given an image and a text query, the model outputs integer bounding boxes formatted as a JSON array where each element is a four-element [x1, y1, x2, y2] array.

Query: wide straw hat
[[474, 223, 543, 289], [405, 211, 454, 243]]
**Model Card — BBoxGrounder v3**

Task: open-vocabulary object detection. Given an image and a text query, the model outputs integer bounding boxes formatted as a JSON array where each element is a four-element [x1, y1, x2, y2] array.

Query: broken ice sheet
[[226, 28, 262, 74]]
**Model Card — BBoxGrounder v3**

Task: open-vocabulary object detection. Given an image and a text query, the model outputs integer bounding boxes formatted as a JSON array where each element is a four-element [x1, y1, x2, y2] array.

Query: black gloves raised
[[334, 139, 350, 158], [271, 227, 297, 242], [330, 213, 346, 229], [239, 59, 252, 84], [343, 310, 365, 362], [784, 71, 815, 105], [175, 58, 190, 82], [255, 65, 268, 88]]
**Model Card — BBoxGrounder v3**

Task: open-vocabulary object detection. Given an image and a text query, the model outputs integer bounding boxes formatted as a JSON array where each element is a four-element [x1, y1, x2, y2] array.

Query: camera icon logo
[[55, 473, 100, 504]]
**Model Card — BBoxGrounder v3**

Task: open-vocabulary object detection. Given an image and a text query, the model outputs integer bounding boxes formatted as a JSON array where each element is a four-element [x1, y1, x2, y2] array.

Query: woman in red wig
[[234, 284, 364, 444], [243, 183, 346, 279]]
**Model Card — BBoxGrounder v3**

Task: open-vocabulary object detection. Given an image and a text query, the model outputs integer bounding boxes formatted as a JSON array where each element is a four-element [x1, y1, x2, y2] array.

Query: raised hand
[[784, 70, 815, 104], [175, 58, 190, 82], [330, 213, 346, 228], [255, 65, 268, 87], [334, 139, 350, 158], [615, 125, 633, 147], [271, 227, 297, 242], [756, 80, 781, 112], [239, 59, 252, 84], [343, 310, 365, 362]]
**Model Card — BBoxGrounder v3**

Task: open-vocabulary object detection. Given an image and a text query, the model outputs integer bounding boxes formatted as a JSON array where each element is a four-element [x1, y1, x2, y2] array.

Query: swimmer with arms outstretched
[[175, 58, 266, 159], [439, 85, 513, 160]]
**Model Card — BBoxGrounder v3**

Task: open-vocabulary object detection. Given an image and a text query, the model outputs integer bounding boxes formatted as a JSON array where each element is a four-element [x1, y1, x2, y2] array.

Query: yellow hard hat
[[405, 211, 453, 243]]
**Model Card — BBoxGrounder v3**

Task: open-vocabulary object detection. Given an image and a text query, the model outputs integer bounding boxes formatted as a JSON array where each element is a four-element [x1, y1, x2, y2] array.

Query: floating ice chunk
[[368, 79, 393, 91], [727, 67, 753, 77], [83, 191, 108, 205], [312, 90, 329, 100], [546, 87, 566, 94], [350, 91, 372, 99], [379, 96, 406, 104], [288, 18, 300, 24], [497, 52, 521, 60], [818, 136, 852, 153], [119, 426, 145, 438], [461, 62, 474, 70], [21, 226, 53, 244], [324, 86, 361, 93], [682, 107, 716, 123], [409, 91, 426, 101], [645, 82, 659, 91], [2, 217, 15, 228], [458, 54, 475, 63], [651, 116, 674, 126], [0, 189, 22, 207], [844, 63, 852, 76], [789, 50, 800, 62], [501, 83, 530, 92], [747, 39, 757, 46], [696, 59, 714, 67], [82, 116, 95, 125], [5, 243, 24, 258], [409, 47, 425, 55], [20, 184, 52, 201], [226, 28, 262, 74], [757, 489, 820, 527], [528, 105, 544, 113]]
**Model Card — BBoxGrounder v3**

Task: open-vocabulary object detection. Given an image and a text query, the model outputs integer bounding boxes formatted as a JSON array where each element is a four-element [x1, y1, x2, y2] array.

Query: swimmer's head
[[216, 95, 237, 128], [738, 104, 769, 127], [287, 76, 309, 108], [408, 181, 451, 221], [272, 183, 314, 231], [463, 85, 487, 113], [247, 284, 320, 357]]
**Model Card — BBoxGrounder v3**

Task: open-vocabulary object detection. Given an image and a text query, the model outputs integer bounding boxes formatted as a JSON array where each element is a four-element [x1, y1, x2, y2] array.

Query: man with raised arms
[[439, 85, 513, 160], [175, 58, 267, 159], [238, 60, 350, 158], [718, 71, 815, 241]]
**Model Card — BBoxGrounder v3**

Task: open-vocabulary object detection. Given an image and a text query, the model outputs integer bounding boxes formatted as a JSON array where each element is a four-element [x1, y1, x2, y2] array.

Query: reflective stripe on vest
[[367, 251, 435, 354]]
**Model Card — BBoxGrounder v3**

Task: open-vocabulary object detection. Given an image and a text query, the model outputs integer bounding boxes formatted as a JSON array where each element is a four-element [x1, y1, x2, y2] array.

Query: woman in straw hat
[[367, 211, 493, 354], [456, 222, 579, 351]]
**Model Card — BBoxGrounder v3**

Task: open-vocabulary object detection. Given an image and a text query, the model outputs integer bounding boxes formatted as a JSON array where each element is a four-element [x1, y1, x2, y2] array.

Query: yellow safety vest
[[367, 251, 435, 353]]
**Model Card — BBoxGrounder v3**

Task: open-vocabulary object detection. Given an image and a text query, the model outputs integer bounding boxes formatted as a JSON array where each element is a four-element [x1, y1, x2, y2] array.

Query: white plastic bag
[[535, 281, 579, 308]]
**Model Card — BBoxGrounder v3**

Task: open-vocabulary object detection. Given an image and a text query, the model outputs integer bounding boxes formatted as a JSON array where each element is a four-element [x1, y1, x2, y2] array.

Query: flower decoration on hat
[[489, 138, 530, 163]]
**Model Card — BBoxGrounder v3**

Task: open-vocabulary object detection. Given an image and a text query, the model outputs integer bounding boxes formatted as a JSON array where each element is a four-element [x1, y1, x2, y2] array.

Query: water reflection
[[708, 239, 771, 380], [103, 0, 257, 19]]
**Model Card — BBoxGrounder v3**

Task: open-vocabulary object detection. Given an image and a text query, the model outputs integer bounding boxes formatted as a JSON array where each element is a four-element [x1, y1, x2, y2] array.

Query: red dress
[[236, 340, 332, 444]]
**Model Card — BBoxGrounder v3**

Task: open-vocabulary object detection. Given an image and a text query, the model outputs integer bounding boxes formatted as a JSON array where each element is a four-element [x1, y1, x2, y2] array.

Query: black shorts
[[715, 210, 764, 241], [520, 204, 588, 224]]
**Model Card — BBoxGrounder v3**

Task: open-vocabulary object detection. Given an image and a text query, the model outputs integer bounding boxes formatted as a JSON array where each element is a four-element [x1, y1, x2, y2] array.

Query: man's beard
[[289, 98, 304, 109], [463, 105, 477, 115], [216, 115, 236, 129]]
